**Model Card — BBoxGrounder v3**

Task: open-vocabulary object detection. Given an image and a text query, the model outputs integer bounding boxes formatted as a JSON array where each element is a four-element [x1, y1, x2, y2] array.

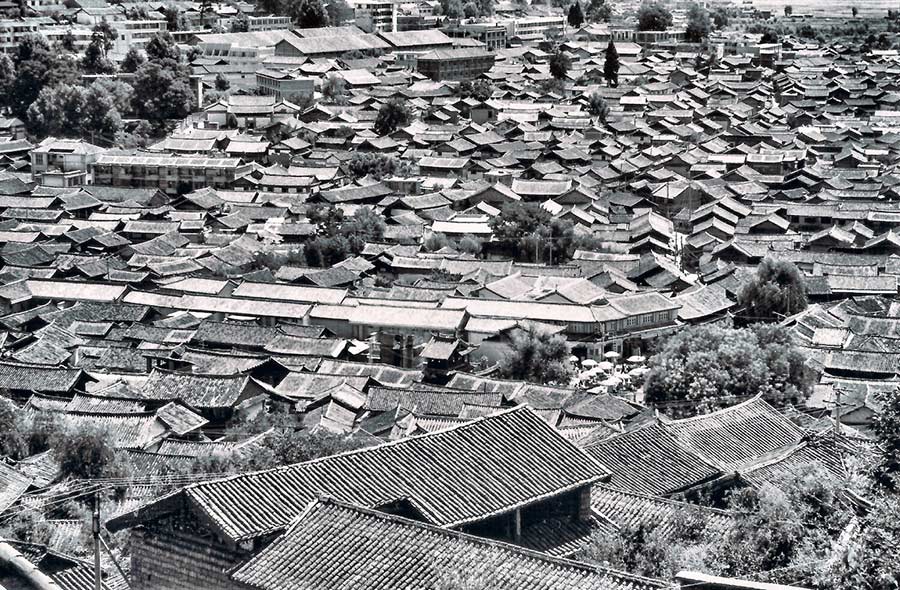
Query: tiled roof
[[231, 499, 666, 590], [663, 397, 804, 471], [109, 407, 609, 541], [584, 422, 722, 496]]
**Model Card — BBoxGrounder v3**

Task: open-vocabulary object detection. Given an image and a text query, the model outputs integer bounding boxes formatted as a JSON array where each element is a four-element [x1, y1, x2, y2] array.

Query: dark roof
[[138, 369, 255, 410], [109, 407, 609, 541], [230, 499, 666, 590], [0, 361, 85, 394], [584, 422, 722, 496]]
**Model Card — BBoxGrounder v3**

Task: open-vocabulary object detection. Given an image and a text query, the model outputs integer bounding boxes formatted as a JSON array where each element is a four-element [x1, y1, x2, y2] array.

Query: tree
[[0, 398, 25, 460], [851, 6, 858, 17], [604, 40, 619, 86], [56, 425, 128, 480], [164, 4, 188, 31], [738, 257, 808, 322], [294, 0, 330, 27], [711, 6, 729, 28], [92, 19, 116, 55], [636, 2, 672, 31], [231, 11, 250, 31], [549, 50, 571, 80], [131, 60, 195, 126], [567, 1, 584, 27], [463, 1, 478, 17], [347, 152, 412, 180], [440, 0, 464, 17], [91, 77, 133, 114], [0, 53, 15, 110], [144, 32, 180, 63], [322, 72, 348, 104], [499, 326, 573, 385], [760, 28, 779, 43], [783, 4, 792, 16], [456, 79, 493, 101], [872, 387, 900, 490], [374, 98, 411, 136], [685, 3, 711, 42], [214, 72, 230, 91], [120, 47, 145, 73], [82, 35, 115, 74], [489, 202, 578, 263], [585, 91, 609, 119], [27, 82, 124, 141], [424, 232, 449, 252], [11, 35, 79, 118], [459, 235, 482, 255], [832, 494, 900, 589], [324, 0, 351, 25], [587, 0, 611, 22], [643, 323, 810, 414], [342, 206, 385, 247]]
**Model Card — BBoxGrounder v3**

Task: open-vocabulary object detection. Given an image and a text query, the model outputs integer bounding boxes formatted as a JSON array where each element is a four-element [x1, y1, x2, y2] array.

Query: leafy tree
[[643, 323, 810, 414], [0, 53, 15, 110], [872, 387, 900, 490], [604, 39, 619, 86], [712, 6, 729, 28], [760, 28, 779, 43], [636, 2, 672, 31], [164, 4, 189, 31], [231, 11, 250, 31], [55, 424, 129, 481], [549, 50, 571, 80], [586, 91, 608, 119], [567, 1, 584, 27], [325, 0, 351, 25], [463, 1, 478, 17], [347, 152, 412, 180], [144, 32, 180, 62], [784, 4, 792, 16], [456, 79, 493, 101], [499, 326, 573, 385], [92, 19, 116, 54], [91, 78, 133, 114], [831, 494, 900, 589], [11, 35, 79, 118], [851, 6, 858, 17], [489, 202, 577, 263], [424, 232, 449, 252], [342, 206, 385, 245], [374, 98, 412, 136], [214, 72, 230, 91], [685, 3, 711, 42], [60, 30, 76, 52], [459, 234, 482, 255], [441, 0, 464, 18], [0, 398, 25, 459], [120, 47, 145, 73], [587, 0, 611, 21], [294, 0, 330, 27], [738, 257, 808, 322], [322, 73, 349, 104], [82, 34, 115, 74], [131, 60, 195, 126]]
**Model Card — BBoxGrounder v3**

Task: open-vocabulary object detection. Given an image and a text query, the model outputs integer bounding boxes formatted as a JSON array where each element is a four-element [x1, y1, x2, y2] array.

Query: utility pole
[[833, 387, 841, 440], [93, 491, 102, 590]]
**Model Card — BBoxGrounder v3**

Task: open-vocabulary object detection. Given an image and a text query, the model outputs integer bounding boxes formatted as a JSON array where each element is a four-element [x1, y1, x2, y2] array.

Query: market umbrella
[[597, 361, 614, 371], [569, 355, 579, 363], [626, 355, 646, 364], [582, 359, 598, 368], [600, 376, 621, 387], [604, 351, 621, 360]]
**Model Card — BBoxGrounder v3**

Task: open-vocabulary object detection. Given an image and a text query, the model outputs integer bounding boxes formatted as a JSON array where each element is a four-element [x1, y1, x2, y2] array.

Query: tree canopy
[[685, 3, 711, 42], [604, 40, 619, 86], [499, 326, 573, 385], [636, 2, 672, 31], [374, 98, 412, 136], [643, 322, 811, 414], [738, 257, 808, 322], [567, 1, 585, 27], [549, 50, 571, 80]]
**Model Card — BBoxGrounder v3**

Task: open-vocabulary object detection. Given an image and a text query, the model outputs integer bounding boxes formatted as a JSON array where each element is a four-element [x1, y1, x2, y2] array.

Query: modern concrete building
[[31, 138, 107, 187], [92, 153, 253, 194], [256, 69, 316, 100], [444, 22, 507, 51]]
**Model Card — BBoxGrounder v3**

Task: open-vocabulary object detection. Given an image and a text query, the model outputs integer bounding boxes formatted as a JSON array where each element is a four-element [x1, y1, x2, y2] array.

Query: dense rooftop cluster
[[0, 0, 899, 588]]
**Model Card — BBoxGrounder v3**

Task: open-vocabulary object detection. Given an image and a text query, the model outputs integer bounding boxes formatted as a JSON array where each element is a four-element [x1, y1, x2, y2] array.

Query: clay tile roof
[[231, 499, 666, 590], [109, 407, 609, 541]]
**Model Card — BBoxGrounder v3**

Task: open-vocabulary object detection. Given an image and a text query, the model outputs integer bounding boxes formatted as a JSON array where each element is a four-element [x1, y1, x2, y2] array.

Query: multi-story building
[[443, 22, 507, 51], [111, 20, 168, 57], [417, 47, 495, 81], [246, 14, 292, 31], [504, 15, 565, 44], [31, 138, 107, 187], [194, 30, 296, 84], [24, 0, 65, 14], [92, 153, 253, 194], [256, 69, 315, 100], [41, 25, 93, 52], [348, 0, 398, 32], [0, 17, 54, 53]]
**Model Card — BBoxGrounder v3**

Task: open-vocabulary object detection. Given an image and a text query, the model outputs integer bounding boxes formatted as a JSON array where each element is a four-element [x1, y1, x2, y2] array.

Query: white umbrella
[[600, 376, 621, 387], [629, 367, 649, 377], [597, 361, 614, 371], [569, 355, 579, 363], [582, 359, 598, 368], [627, 355, 646, 364], [604, 351, 621, 360]]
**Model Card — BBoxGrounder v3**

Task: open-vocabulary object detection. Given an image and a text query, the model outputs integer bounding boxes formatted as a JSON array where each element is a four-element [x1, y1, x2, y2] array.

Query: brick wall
[[130, 526, 248, 590]]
